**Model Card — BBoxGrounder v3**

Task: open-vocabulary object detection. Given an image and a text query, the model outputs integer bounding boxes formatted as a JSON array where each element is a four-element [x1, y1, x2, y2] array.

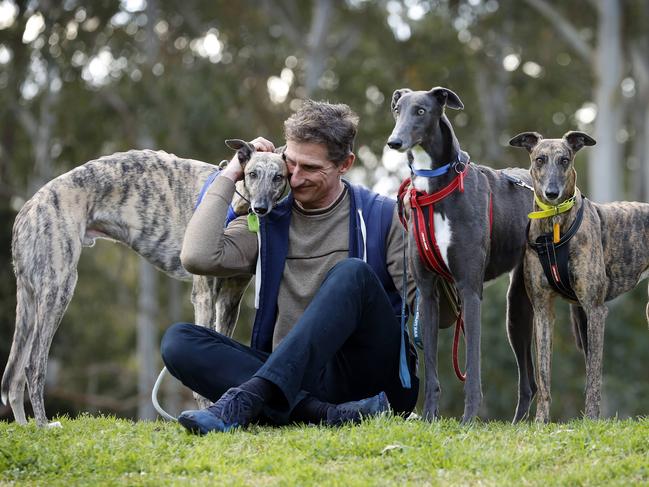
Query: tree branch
[[522, 0, 594, 64], [262, 0, 303, 46]]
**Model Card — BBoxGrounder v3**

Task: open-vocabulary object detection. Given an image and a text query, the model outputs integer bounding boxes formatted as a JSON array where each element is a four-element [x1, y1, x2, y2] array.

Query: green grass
[[1, 415, 648, 486]]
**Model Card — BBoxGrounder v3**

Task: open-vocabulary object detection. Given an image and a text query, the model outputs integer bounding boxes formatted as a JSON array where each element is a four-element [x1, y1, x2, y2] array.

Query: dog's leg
[[646, 282, 649, 329], [188, 275, 218, 409], [26, 275, 77, 427], [532, 292, 555, 423], [214, 276, 252, 337], [1, 277, 36, 425], [191, 275, 216, 328], [419, 276, 442, 421], [455, 281, 483, 423], [583, 304, 608, 419], [506, 263, 536, 423], [408, 231, 444, 421], [569, 304, 588, 357]]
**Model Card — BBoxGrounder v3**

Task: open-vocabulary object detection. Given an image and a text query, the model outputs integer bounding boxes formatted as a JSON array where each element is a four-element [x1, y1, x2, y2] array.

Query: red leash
[[398, 166, 493, 382]]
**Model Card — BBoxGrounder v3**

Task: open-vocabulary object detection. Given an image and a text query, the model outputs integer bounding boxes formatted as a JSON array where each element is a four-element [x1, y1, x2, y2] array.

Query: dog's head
[[386, 86, 464, 152], [226, 139, 288, 216], [509, 131, 596, 205]]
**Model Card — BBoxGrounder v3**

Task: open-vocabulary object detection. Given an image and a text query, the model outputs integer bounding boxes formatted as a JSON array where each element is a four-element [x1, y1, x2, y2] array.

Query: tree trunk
[[590, 0, 623, 202], [305, 0, 334, 97], [137, 260, 158, 420]]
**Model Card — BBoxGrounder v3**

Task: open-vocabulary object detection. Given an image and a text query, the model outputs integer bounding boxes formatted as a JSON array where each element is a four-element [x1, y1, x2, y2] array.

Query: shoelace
[[208, 389, 260, 425]]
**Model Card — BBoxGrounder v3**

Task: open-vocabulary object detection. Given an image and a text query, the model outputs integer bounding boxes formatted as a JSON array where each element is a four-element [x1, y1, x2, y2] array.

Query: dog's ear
[[563, 131, 596, 153], [428, 87, 464, 110], [391, 89, 411, 111], [509, 132, 543, 152], [225, 139, 256, 165]]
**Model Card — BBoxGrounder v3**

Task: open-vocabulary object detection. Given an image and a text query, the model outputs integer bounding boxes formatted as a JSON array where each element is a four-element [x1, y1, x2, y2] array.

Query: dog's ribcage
[[13, 150, 217, 285]]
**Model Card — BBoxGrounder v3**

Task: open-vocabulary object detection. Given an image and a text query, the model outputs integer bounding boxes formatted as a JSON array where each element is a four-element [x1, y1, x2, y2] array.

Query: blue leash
[[398, 223, 412, 389]]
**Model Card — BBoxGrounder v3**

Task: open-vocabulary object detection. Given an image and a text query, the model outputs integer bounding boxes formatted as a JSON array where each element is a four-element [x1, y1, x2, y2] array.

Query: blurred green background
[[1, 0, 648, 422]]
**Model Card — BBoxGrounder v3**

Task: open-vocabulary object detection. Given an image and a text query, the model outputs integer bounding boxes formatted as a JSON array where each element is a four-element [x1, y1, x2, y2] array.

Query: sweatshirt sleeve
[[385, 207, 416, 311], [180, 175, 257, 277]]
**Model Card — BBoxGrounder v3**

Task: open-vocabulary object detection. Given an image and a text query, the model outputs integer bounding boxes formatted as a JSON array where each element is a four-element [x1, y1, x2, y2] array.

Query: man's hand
[[221, 137, 275, 183]]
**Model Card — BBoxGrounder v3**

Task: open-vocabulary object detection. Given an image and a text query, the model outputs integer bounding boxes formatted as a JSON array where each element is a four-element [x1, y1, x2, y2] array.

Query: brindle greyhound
[[387, 87, 536, 423], [2, 139, 287, 426], [510, 130, 649, 422]]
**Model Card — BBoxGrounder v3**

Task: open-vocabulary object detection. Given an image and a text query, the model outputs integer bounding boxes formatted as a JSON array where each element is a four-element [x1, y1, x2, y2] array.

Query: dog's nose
[[387, 138, 403, 150], [253, 206, 268, 216], [544, 189, 560, 200]]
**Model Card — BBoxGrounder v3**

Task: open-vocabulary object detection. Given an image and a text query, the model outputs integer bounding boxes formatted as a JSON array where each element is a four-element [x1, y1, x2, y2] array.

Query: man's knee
[[328, 258, 375, 283], [160, 322, 198, 368]]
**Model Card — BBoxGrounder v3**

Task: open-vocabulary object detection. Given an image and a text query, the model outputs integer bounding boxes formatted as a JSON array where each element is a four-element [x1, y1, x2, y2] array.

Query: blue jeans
[[161, 258, 418, 423]]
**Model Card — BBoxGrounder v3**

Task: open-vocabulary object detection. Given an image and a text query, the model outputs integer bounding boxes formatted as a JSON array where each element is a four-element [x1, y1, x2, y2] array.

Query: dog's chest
[[410, 148, 454, 267], [433, 213, 453, 267]]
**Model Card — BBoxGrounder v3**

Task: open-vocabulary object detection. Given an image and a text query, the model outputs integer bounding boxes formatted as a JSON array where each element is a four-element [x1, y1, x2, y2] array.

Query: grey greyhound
[[2, 139, 287, 426], [510, 130, 649, 422], [387, 87, 535, 422]]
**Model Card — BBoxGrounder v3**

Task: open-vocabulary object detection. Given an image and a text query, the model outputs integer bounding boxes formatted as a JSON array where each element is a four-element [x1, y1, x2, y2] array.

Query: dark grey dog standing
[[2, 142, 287, 426], [387, 87, 535, 422], [510, 131, 649, 422]]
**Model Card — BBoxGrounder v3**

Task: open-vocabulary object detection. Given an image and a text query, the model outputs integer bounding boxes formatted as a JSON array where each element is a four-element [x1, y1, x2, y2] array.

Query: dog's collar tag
[[553, 219, 560, 244], [247, 213, 260, 233]]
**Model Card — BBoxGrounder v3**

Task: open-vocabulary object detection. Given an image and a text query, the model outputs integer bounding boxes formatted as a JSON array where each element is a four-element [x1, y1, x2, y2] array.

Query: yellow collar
[[528, 193, 576, 219]]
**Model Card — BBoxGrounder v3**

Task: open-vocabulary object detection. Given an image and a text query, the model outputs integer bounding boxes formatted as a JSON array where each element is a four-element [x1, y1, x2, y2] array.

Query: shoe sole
[[178, 414, 234, 435]]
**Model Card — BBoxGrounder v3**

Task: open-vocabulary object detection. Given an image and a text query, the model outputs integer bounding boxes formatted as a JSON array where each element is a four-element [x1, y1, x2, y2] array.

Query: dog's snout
[[544, 189, 560, 201], [387, 138, 403, 150]]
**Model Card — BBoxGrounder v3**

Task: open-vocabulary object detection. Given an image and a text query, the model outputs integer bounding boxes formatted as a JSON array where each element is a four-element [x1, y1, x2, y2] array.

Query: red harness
[[398, 166, 493, 381]]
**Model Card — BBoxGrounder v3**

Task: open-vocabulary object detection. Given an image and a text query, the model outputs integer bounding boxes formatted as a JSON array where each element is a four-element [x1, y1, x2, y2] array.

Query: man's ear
[[428, 86, 464, 110], [563, 131, 596, 153], [509, 132, 543, 152], [391, 88, 411, 111], [225, 139, 256, 165], [338, 153, 355, 175]]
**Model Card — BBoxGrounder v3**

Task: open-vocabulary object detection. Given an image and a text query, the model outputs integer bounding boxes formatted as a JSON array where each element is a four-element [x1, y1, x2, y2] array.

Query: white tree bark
[[591, 0, 623, 202], [523, 0, 623, 202], [135, 0, 161, 421]]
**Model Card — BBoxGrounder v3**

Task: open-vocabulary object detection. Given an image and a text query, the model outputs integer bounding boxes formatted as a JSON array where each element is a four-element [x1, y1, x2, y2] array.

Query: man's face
[[283, 141, 353, 210]]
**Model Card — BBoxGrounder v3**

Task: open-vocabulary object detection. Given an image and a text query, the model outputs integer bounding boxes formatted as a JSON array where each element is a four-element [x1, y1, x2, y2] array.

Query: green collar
[[528, 193, 576, 220]]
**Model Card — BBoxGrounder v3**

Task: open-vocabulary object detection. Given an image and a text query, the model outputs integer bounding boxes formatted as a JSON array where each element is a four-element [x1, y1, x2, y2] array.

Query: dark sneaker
[[177, 387, 264, 435], [326, 391, 390, 426]]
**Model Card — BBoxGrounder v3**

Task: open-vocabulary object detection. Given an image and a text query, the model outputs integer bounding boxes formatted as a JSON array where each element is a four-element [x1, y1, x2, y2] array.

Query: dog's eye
[[535, 157, 544, 166], [249, 171, 258, 179], [273, 175, 283, 182], [560, 157, 570, 166], [417, 108, 425, 116]]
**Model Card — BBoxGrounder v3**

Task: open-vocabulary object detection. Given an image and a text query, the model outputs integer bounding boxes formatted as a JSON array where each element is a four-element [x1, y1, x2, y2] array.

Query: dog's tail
[[1, 274, 36, 424], [570, 304, 588, 352]]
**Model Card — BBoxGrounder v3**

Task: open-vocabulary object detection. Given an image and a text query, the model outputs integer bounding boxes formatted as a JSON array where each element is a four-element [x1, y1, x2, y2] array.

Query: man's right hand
[[221, 137, 275, 183]]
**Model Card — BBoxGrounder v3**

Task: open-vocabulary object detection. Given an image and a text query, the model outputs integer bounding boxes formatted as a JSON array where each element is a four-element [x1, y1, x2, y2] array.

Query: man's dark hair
[[284, 100, 359, 166]]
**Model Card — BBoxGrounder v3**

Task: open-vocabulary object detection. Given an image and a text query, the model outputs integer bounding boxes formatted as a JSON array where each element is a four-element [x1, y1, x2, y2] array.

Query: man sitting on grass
[[161, 100, 420, 434]]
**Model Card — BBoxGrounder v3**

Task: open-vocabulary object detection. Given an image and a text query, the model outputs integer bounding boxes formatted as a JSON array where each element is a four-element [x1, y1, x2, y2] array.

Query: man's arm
[[180, 174, 258, 277], [385, 208, 417, 311]]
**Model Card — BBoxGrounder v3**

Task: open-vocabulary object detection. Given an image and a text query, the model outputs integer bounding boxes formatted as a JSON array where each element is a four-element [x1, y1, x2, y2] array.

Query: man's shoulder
[[345, 180, 396, 205]]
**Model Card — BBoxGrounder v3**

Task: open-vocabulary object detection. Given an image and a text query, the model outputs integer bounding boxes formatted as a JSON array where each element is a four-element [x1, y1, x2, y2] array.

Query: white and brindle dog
[[510, 130, 649, 422], [2, 140, 287, 426]]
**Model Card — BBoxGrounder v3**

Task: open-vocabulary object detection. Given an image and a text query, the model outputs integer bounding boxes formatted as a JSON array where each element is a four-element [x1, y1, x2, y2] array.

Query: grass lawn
[[1, 414, 648, 486]]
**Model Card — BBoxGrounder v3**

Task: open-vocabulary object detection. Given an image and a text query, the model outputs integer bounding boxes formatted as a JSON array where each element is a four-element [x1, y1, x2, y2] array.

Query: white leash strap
[[358, 209, 367, 262], [152, 366, 177, 421]]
